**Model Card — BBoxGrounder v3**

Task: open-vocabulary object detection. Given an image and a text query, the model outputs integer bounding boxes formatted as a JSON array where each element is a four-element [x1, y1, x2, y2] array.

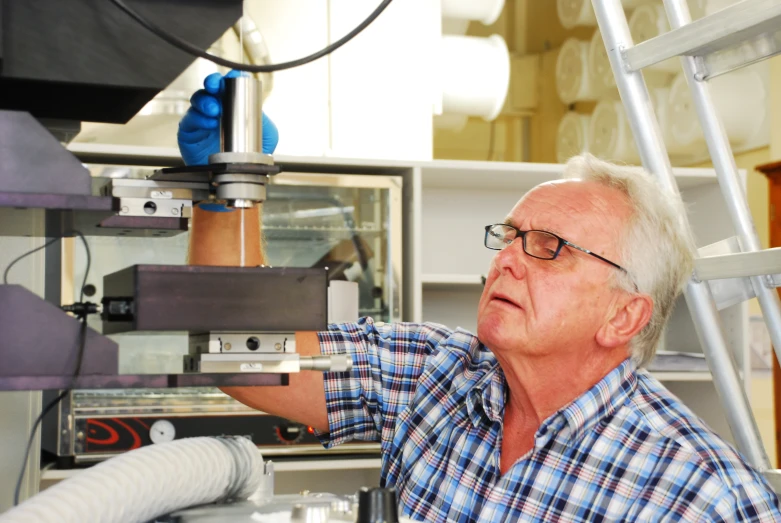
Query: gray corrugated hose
[[0, 436, 265, 523]]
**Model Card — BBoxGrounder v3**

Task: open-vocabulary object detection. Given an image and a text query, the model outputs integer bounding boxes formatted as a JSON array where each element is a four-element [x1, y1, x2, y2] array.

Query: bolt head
[[171, 208, 179, 216], [121, 206, 130, 214], [274, 343, 282, 351], [224, 342, 232, 351]]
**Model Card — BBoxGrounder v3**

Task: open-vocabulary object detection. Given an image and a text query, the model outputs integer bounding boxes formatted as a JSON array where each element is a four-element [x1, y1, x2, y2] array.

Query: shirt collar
[[464, 355, 506, 427], [537, 358, 637, 446]]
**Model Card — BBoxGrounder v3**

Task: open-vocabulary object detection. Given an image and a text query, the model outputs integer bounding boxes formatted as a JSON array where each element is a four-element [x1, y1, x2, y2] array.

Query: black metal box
[[102, 265, 329, 334]]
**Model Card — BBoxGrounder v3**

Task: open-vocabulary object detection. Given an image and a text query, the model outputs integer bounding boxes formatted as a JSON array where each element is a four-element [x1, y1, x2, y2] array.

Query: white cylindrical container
[[666, 68, 766, 150], [628, 4, 679, 73], [555, 38, 599, 104], [557, 0, 651, 28], [438, 34, 510, 121], [588, 28, 670, 99], [556, 112, 591, 163], [433, 113, 469, 131], [651, 86, 697, 157], [557, 0, 596, 28], [441, 0, 505, 25], [588, 99, 641, 164], [588, 30, 619, 98]]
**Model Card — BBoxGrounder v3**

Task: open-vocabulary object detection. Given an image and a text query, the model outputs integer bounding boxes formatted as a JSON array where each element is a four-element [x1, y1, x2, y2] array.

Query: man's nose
[[494, 238, 528, 279]]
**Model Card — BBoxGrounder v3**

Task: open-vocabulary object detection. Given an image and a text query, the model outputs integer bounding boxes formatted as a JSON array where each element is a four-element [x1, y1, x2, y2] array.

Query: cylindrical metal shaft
[[221, 76, 263, 155]]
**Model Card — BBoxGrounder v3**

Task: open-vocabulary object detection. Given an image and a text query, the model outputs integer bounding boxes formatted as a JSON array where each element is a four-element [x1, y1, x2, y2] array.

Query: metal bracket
[[697, 237, 781, 310], [189, 332, 294, 355]]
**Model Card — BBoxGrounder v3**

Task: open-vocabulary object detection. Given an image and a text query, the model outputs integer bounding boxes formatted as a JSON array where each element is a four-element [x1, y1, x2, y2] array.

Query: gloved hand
[[177, 70, 279, 166]]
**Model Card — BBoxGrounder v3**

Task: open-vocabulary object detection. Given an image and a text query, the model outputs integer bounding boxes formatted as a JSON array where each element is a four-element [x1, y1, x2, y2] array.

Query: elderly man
[[180, 73, 781, 521]]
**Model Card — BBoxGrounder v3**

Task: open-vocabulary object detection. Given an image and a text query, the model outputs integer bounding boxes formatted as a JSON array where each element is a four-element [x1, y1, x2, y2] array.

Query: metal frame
[[592, 0, 780, 473]]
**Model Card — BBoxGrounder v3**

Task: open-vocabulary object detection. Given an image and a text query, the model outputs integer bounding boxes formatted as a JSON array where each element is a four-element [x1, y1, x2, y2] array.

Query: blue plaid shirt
[[316, 318, 781, 522]]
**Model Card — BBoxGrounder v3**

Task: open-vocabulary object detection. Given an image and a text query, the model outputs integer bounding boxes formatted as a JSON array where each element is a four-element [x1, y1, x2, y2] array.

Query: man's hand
[[177, 71, 280, 166]]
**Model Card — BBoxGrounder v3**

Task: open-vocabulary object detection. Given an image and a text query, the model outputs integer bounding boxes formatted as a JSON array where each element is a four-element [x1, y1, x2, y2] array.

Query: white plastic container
[[665, 68, 767, 150], [588, 99, 641, 164], [557, 0, 652, 29], [438, 34, 510, 121], [628, 4, 679, 73], [555, 38, 600, 104], [441, 0, 505, 25], [556, 112, 591, 163]]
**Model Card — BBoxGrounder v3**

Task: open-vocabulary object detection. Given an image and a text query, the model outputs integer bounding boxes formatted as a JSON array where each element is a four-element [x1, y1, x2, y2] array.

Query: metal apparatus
[[0, 2, 349, 390], [591, 0, 781, 490], [152, 75, 280, 209]]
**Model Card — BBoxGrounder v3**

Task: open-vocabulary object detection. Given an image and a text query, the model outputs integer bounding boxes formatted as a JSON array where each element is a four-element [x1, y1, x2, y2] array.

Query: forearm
[[189, 205, 329, 432]]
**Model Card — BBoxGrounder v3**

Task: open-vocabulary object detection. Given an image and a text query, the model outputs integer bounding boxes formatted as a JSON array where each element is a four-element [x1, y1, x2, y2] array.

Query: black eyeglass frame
[[483, 223, 631, 275]]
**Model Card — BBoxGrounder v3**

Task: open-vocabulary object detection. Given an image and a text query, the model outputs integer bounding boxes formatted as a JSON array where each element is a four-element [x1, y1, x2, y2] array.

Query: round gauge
[[274, 423, 304, 445], [149, 419, 176, 444]]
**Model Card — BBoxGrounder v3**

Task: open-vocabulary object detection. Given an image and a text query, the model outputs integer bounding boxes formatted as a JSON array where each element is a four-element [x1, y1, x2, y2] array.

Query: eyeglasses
[[483, 223, 631, 277]]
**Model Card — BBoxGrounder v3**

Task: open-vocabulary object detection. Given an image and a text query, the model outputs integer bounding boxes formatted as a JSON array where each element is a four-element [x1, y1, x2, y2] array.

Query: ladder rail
[[590, 0, 772, 471], [662, 0, 781, 391]]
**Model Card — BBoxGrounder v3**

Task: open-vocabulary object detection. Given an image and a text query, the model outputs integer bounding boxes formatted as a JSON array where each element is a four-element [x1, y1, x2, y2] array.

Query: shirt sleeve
[[313, 317, 453, 449], [708, 475, 781, 522]]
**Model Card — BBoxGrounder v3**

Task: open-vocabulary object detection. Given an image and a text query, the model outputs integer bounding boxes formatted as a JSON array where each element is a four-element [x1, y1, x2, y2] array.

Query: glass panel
[[71, 165, 400, 408]]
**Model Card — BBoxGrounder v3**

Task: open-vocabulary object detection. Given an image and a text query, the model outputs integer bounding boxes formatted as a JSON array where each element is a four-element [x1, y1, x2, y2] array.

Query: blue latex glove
[[177, 70, 279, 166], [178, 71, 279, 212]]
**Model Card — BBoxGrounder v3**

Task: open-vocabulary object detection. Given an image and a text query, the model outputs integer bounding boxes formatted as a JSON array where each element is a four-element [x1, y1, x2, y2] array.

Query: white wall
[[327, 0, 439, 160], [245, 0, 331, 157]]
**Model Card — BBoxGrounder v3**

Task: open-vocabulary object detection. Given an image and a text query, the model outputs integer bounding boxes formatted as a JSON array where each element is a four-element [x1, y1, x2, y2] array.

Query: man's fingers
[[203, 72, 223, 95], [178, 107, 219, 134], [190, 90, 221, 118], [261, 112, 279, 154]]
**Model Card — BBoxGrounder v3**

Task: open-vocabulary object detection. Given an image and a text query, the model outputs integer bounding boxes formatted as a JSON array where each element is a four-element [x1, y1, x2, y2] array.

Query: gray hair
[[561, 153, 696, 368]]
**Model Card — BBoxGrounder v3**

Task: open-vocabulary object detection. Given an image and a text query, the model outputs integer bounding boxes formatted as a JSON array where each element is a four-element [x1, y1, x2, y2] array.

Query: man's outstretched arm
[[188, 204, 329, 433]]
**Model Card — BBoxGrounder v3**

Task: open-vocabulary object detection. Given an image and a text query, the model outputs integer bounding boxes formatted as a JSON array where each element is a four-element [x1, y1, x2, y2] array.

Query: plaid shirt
[[316, 318, 781, 522]]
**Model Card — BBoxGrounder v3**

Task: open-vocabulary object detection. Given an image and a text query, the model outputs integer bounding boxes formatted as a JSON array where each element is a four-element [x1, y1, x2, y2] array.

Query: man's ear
[[596, 294, 654, 348]]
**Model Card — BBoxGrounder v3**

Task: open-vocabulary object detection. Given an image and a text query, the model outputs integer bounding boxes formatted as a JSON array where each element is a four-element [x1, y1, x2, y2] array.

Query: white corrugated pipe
[[0, 436, 265, 523]]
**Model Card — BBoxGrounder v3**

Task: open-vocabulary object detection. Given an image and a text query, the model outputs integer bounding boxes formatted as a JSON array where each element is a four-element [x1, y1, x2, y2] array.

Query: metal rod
[[221, 75, 263, 155], [590, 0, 771, 471], [663, 0, 781, 384], [695, 247, 781, 281]]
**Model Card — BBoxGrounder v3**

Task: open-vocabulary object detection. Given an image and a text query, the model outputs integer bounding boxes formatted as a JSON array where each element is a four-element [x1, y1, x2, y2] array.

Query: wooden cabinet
[[755, 160, 781, 467]]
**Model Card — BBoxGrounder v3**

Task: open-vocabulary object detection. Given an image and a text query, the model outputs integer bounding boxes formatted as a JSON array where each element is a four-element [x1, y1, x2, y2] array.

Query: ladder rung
[[624, 0, 781, 78], [695, 246, 781, 281]]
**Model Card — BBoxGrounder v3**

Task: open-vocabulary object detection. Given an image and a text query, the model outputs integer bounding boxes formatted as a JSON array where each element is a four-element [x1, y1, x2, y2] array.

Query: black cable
[[10, 231, 91, 506], [3, 237, 60, 285], [110, 0, 393, 73]]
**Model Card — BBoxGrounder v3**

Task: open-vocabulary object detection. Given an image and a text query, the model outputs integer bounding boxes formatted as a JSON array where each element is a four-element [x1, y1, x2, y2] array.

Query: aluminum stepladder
[[591, 0, 781, 490]]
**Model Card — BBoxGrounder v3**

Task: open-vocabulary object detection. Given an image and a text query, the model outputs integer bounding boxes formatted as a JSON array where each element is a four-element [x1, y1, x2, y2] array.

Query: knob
[[275, 423, 303, 444], [356, 487, 399, 523]]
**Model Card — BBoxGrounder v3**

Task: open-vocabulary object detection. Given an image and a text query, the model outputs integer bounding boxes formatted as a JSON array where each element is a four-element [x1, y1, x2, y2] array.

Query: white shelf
[[649, 371, 713, 382], [419, 160, 721, 191], [422, 273, 485, 288]]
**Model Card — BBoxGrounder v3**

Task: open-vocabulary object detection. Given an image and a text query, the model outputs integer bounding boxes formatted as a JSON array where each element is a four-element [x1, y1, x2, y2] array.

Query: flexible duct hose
[[0, 436, 265, 523]]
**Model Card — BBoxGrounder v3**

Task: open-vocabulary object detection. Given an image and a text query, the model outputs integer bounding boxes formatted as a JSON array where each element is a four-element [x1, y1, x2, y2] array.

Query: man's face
[[476, 180, 632, 358]]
